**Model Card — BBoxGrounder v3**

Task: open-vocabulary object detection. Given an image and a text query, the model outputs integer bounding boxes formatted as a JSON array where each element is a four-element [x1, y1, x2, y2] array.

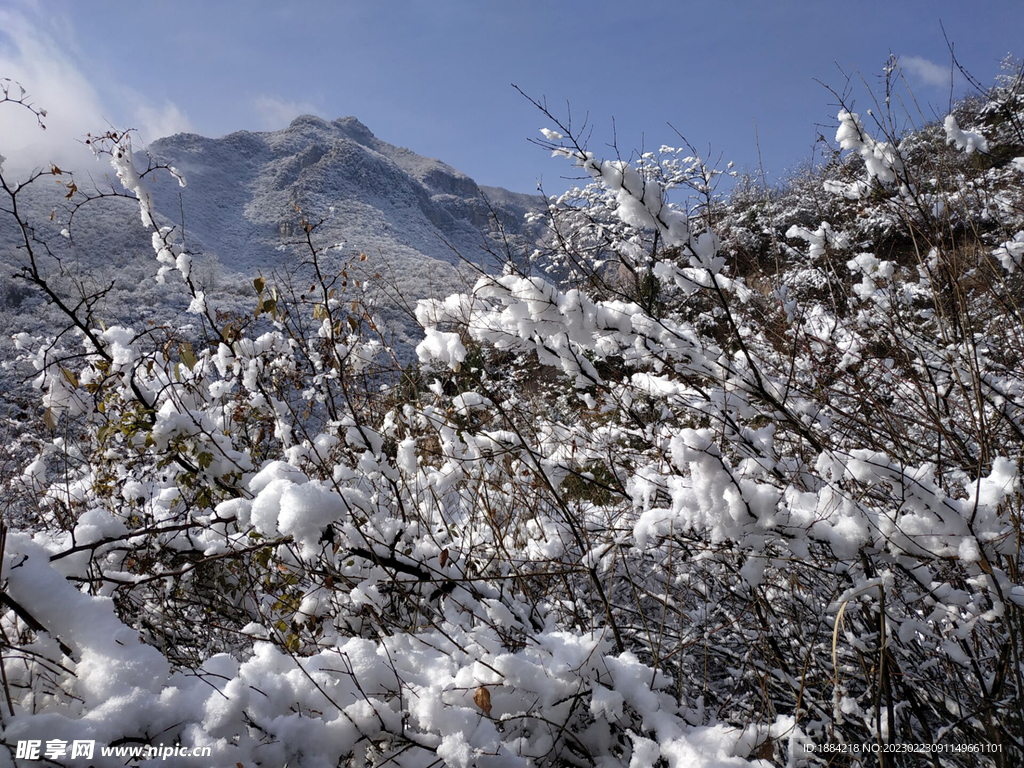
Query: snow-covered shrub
[[1, 58, 1023, 767]]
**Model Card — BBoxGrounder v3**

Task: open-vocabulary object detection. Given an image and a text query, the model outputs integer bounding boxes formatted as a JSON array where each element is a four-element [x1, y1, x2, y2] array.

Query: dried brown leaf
[[473, 686, 492, 716]]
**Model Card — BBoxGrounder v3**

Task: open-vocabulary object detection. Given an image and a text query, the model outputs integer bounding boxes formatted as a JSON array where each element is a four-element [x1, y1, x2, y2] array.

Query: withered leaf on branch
[[473, 686, 491, 716]]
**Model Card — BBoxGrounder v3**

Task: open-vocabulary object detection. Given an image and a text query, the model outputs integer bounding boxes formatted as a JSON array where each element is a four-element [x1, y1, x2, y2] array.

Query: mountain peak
[[286, 114, 331, 131], [281, 114, 375, 141], [333, 116, 374, 141]]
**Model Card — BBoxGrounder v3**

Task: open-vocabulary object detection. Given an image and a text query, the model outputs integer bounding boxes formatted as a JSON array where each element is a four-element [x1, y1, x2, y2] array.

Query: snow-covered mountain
[[146, 114, 540, 276], [0, 116, 543, 400]]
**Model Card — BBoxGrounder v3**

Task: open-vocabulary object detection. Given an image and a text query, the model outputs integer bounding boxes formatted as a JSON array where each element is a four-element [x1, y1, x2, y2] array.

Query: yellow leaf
[[180, 342, 198, 371]]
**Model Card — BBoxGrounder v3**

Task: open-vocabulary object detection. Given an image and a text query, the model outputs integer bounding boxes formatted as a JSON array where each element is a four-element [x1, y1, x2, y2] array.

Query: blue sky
[[2, 1, 1022, 193]]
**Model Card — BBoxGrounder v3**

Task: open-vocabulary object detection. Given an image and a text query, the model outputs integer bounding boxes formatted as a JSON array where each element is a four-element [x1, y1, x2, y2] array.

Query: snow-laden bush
[[2, 59, 1024, 766]]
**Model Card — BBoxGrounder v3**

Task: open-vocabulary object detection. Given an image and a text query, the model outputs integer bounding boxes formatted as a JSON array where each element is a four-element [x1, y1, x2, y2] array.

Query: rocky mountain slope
[[146, 114, 539, 276]]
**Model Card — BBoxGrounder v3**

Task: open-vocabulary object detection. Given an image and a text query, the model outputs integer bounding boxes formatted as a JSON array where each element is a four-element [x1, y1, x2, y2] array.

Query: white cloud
[[0, 9, 109, 171], [0, 8, 193, 172], [899, 55, 955, 89], [133, 100, 194, 143], [253, 94, 321, 130]]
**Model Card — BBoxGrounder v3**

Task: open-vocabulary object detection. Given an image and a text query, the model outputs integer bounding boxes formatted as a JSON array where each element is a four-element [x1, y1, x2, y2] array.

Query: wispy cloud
[[133, 100, 194, 143], [0, 8, 193, 171], [252, 94, 321, 130], [0, 9, 108, 170], [899, 55, 956, 89]]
